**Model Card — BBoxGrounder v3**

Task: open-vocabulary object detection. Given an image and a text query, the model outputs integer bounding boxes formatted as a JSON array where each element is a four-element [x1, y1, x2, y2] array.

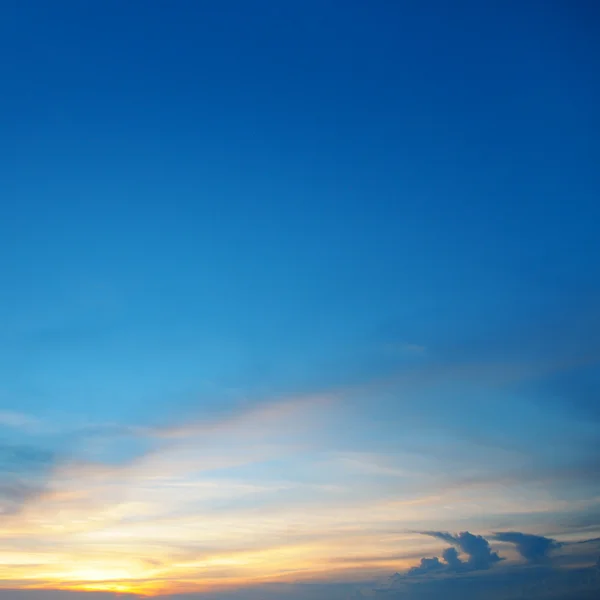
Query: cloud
[[401, 531, 503, 580], [0, 410, 42, 433], [0, 442, 55, 514], [141, 393, 336, 441], [441, 546, 464, 571], [383, 563, 600, 599], [407, 556, 445, 576], [0, 593, 133, 600], [493, 531, 562, 563], [422, 531, 503, 571], [0, 370, 596, 596]]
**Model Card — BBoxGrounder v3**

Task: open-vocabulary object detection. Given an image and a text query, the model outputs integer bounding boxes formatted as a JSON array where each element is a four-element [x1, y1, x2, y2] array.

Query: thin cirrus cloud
[[1, 392, 599, 596], [0, 329, 599, 595], [0, 441, 56, 516], [1, 0, 599, 596]]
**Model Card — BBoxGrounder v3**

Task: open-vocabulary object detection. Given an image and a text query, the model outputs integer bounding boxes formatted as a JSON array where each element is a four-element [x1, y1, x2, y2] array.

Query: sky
[[1, 1, 600, 598]]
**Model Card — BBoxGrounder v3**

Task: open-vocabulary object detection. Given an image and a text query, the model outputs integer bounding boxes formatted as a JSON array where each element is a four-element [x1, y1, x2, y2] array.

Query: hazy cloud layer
[[0, 442, 55, 515], [384, 564, 600, 599]]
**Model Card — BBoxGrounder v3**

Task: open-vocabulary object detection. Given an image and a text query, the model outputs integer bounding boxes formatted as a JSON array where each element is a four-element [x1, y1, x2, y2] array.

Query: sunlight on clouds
[[1, 391, 597, 595]]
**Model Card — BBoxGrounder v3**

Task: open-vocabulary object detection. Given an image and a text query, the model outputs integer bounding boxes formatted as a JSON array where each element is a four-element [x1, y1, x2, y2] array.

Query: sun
[[71, 582, 141, 594], [26, 567, 160, 596], [44, 580, 159, 596]]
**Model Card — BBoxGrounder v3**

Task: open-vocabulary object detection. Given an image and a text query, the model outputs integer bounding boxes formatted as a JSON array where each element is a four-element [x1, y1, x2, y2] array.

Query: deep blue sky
[[1, 2, 600, 596], [3, 0, 599, 422]]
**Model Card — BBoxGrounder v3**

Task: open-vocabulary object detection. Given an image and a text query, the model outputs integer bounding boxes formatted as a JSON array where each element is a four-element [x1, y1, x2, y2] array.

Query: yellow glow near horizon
[[2, 398, 596, 596]]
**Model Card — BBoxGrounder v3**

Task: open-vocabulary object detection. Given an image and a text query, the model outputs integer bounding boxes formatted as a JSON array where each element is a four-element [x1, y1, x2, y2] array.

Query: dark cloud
[[401, 531, 503, 580], [572, 537, 600, 547], [382, 564, 600, 599], [407, 556, 445, 576], [493, 531, 562, 563], [422, 531, 503, 571], [160, 582, 370, 600], [442, 547, 464, 571]]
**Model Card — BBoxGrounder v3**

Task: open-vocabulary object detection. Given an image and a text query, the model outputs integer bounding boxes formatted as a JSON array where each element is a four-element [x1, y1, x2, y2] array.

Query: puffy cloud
[[423, 531, 503, 571], [493, 531, 562, 563], [403, 531, 503, 579], [442, 546, 464, 571], [407, 556, 445, 576]]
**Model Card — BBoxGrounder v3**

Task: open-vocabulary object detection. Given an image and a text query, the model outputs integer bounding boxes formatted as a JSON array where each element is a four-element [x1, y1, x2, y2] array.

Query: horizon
[[2, 1, 600, 599]]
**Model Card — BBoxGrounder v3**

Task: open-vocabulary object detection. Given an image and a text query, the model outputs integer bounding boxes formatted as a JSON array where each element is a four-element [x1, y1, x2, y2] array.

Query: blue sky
[[1, 1, 600, 598]]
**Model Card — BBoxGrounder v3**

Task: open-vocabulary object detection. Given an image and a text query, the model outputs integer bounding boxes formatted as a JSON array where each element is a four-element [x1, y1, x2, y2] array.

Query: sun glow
[[2, 395, 594, 597]]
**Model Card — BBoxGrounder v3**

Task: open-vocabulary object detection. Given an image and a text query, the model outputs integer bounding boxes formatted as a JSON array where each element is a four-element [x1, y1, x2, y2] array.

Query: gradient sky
[[2, 1, 600, 599]]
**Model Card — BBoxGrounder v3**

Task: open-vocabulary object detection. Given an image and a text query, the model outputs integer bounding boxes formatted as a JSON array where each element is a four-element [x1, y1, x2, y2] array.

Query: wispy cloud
[[0, 442, 56, 515], [0, 411, 43, 434], [1, 339, 599, 596]]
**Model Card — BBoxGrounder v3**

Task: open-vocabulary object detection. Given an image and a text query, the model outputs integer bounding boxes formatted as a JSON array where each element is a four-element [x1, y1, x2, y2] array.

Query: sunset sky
[[2, 1, 600, 599]]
